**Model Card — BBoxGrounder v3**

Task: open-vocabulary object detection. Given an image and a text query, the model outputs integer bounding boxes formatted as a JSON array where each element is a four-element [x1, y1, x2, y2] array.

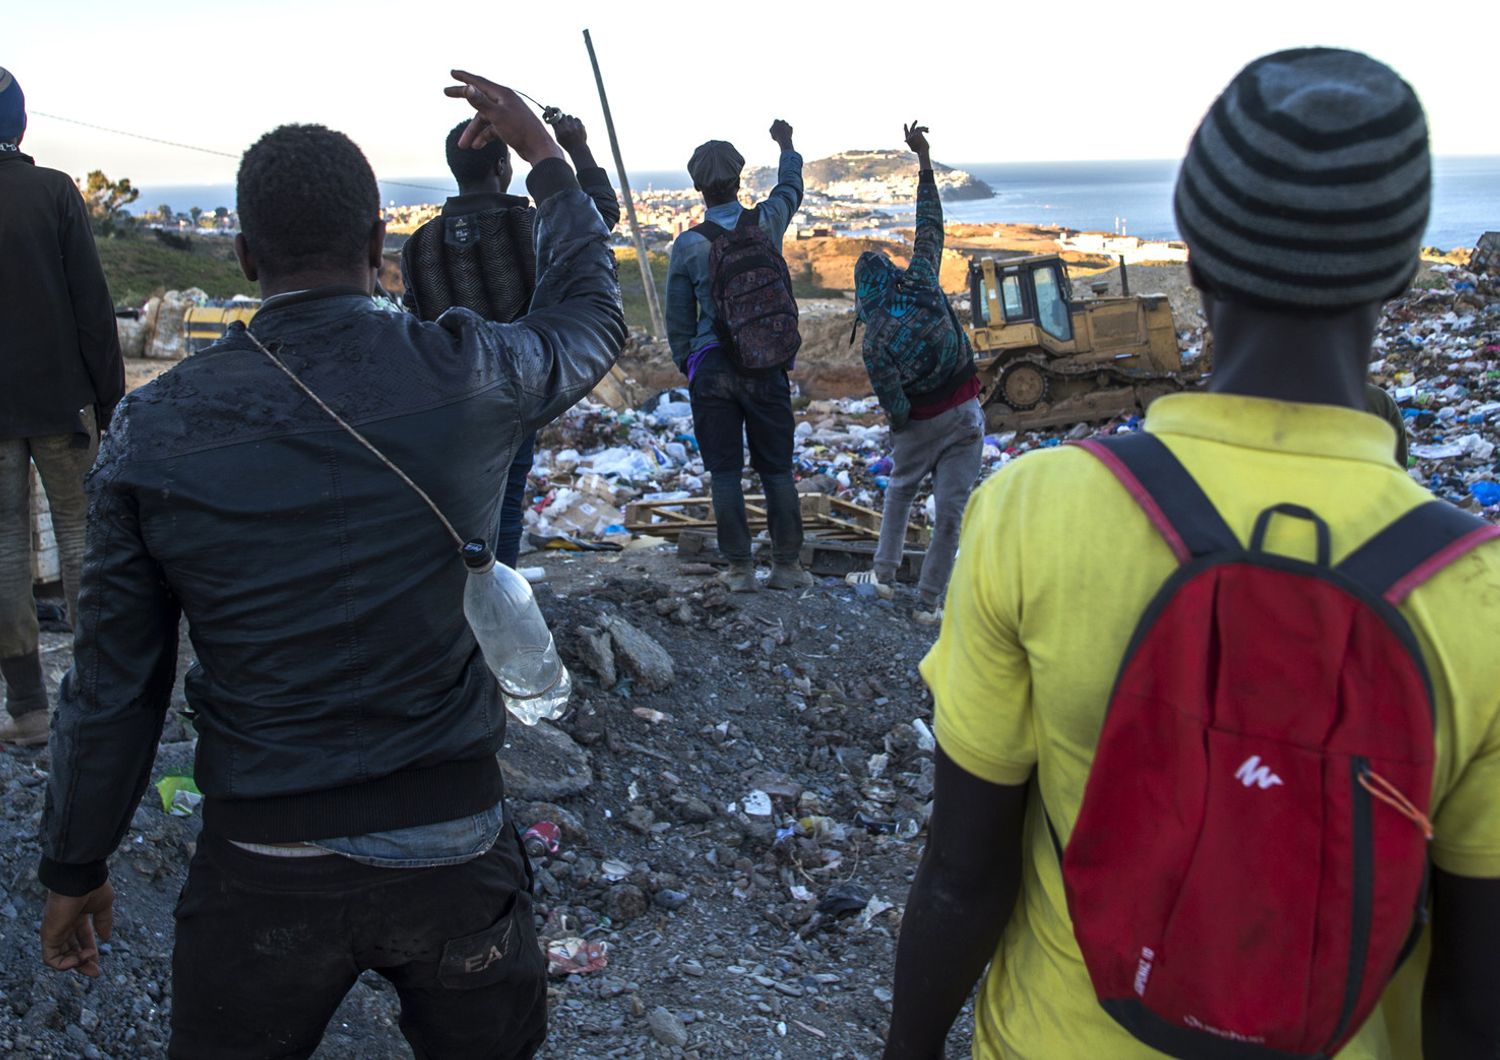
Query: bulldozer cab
[[966, 254, 1187, 430], [969, 255, 1076, 346]]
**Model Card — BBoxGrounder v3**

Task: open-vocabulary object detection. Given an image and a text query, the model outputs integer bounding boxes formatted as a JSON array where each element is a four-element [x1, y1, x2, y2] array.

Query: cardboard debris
[[546, 937, 608, 977]]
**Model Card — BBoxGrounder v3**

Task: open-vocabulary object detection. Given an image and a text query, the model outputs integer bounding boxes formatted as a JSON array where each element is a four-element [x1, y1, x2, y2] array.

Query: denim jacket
[[664, 149, 803, 370], [311, 799, 507, 868]]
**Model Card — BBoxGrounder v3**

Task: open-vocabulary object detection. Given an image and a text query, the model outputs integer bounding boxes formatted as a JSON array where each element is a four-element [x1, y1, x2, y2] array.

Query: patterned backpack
[[694, 206, 801, 373], [401, 206, 537, 323], [853, 249, 973, 398]]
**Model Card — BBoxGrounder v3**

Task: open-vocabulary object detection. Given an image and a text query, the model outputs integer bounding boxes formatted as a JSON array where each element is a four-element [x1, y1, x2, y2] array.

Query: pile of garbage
[[129, 288, 209, 361], [525, 389, 1140, 546], [524, 255, 1498, 546], [1371, 260, 1500, 515]]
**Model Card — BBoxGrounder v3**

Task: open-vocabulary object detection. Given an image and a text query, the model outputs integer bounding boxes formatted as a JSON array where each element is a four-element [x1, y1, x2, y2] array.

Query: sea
[[130, 156, 1499, 250]]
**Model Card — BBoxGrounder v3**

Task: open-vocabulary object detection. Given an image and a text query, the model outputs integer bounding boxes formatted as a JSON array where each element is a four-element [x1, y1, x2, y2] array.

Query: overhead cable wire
[[30, 111, 453, 193]]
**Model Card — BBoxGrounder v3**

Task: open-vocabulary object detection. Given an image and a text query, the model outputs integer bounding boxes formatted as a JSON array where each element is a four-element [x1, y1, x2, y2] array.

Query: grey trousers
[[0, 410, 98, 659], [874, 398, 984, 605]]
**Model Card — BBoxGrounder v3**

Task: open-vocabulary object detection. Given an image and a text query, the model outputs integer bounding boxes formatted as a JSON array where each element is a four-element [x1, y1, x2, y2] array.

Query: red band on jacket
[[1074, 439, 1191, 564], [1385, 524, 1500, 605]]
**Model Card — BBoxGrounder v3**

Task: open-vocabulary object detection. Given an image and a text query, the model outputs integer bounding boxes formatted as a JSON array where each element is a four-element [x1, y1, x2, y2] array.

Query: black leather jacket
[[41, 161, 624, 896], [0, 150, 124, 439]]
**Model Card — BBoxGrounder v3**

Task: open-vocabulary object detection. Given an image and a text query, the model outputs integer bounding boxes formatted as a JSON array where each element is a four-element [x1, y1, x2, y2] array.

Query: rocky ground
[[0, 548, 963, 1059], [7, 244, 1496, 1059]]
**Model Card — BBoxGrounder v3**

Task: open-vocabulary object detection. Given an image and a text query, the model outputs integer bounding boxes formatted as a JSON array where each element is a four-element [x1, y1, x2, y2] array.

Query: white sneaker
[[914, 606, 943, 627], [844, 570, 894, 599]]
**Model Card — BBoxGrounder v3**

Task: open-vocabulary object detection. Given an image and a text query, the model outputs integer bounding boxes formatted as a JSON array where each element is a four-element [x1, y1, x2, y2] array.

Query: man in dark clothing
[[402, 112, 620, 567], [37, 72, 624, 1060], [0, 66, 124, 747], [665, 124, 812, 592]]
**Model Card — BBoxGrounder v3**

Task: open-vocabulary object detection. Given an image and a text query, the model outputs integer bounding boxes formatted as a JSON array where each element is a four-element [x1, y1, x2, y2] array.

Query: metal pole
[[1119, 254, 1130, 296], [584, 28, 666, 339]]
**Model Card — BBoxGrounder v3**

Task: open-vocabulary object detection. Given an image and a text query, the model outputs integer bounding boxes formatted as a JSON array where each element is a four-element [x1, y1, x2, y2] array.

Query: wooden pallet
[[624, 493, 928, 546], [677, 528, 927, 583]]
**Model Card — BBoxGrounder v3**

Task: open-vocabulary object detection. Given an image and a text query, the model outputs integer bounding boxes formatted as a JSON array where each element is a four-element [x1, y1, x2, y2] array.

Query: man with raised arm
[[402, 109, 621, 568], [666, 120, 811, 592], [844, 121, 982, 626], [37, 72, 624, 1059]]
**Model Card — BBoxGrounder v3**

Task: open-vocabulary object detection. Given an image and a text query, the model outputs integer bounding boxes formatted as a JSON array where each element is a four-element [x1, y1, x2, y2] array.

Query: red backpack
[[1057, 432, 1500, 1059], [694, 206, 801, 374]]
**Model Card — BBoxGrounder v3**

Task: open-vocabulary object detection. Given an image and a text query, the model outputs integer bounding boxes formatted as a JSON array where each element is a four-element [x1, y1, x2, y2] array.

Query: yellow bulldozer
[[967, 254, 1190, 431], [183, 300, 260, 352]]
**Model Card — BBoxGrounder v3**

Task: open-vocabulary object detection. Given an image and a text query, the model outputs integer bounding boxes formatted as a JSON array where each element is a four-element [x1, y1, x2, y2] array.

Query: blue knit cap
[[0, 68, 25, 143]]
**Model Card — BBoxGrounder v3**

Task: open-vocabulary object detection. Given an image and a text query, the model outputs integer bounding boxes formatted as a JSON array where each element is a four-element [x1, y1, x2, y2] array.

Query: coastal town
[[378, 149, 1194, 262]]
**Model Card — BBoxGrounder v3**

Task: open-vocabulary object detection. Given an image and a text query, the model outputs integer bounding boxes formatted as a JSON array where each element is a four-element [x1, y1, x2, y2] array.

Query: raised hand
[[445, 71, 564, 165], [769, 119, 794, 149], [552, 114, 588, 154], [904, 120, 931, 157]]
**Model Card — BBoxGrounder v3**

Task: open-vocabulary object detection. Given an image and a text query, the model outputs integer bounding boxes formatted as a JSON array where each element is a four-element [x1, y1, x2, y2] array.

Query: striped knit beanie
[[1174, 48, 1429, 312]]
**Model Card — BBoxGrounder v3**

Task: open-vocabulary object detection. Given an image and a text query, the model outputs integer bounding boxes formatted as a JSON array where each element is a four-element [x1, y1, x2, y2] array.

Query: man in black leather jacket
[[37, 72, 623, 1059]]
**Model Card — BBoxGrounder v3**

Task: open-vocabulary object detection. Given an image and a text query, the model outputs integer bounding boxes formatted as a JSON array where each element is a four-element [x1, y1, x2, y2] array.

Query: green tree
[[157, 203, 175, 224], [77, 170, 140, 236], [213, 206, 230, 228], [190, 206, 203, 227]]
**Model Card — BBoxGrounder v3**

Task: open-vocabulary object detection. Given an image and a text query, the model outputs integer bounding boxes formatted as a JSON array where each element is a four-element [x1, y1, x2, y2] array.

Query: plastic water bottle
[[461, 540, 571, 725]]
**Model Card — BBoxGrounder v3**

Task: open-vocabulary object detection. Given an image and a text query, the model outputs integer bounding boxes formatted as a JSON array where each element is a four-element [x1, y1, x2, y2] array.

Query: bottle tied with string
[[460, 540, 571, 725], [245, 327, 570, 725]]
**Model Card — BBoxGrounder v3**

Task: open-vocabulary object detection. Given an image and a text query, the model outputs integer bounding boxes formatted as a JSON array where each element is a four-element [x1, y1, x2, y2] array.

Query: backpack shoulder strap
[[692, 220, 728, 242], [1071, 433, 1238, 563], [1337, 501, 1500, 604], [735, 205, 762, 231]]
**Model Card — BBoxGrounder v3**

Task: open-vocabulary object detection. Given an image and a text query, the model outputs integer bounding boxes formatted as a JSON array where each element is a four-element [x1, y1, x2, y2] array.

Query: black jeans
[[689, 352, 803, 565], [493, 432, 536, 569], [170, 828, 546, 1060]]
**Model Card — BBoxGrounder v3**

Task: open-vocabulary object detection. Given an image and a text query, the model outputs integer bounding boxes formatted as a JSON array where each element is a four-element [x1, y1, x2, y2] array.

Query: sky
[[8, 0, 1497, 190]]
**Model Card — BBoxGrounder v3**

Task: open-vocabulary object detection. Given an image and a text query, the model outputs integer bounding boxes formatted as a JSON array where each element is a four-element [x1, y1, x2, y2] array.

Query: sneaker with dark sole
[[914, 606, 943, 627]]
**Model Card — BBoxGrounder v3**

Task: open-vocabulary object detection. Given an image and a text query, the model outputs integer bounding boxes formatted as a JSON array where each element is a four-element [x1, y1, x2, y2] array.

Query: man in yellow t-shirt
[[883, 49, 1500, 1060]]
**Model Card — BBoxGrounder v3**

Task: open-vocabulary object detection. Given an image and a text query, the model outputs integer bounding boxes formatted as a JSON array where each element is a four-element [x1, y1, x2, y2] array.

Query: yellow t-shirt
[[923, 393, 1500, 1060]]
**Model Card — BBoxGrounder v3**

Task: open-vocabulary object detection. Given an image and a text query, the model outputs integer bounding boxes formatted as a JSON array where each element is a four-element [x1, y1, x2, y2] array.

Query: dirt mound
[[1073, 262, 1202, 332], [783, 237, 970, 295], [614, 304, 867, 402]]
